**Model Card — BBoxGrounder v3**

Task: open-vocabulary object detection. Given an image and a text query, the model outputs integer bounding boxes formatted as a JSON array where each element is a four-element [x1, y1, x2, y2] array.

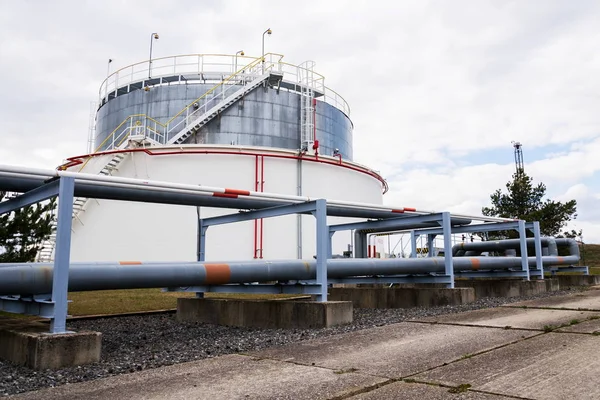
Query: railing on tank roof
[[98, 53, 350, 116], [93, 56, 266, 154]]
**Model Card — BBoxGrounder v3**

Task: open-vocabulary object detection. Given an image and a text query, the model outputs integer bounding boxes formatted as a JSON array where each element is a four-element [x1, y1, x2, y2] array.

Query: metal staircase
[[36, 152, 128, 262], [167, 72, 280, 145]]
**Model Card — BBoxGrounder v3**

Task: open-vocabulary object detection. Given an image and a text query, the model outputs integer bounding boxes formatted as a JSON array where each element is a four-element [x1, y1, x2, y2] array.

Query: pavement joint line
[[325, 379, 397, 400], [239, 353, 388, 380], [401, 331, 546, 380], [404, 320, 545, 332], [400, 378, 536, 400], [502, 305, 600, 312], [240, 353, 401, 400]]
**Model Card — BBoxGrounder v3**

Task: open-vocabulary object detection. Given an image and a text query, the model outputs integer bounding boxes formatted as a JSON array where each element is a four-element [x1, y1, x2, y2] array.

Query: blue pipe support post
[[194, 200, 330, 301], [533, 221, 544, 278], [427, 234, 435, 257], [410, 230, 417, 258], [329, 213, 450, 259], [0, 177, 74, 334], [328, 213, 448, 233], [51, 177, 75, 333], [442, 212, 454, 288], [313, 199, 328, 301], [196, 219, 207, 298], [197, 219, 207, 262], [200, 201, 325, 227], [517, 220, 530, 281]]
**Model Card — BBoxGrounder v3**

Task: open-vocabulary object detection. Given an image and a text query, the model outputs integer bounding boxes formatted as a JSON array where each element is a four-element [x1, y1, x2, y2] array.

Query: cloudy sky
[[1, 0, 599, 242]]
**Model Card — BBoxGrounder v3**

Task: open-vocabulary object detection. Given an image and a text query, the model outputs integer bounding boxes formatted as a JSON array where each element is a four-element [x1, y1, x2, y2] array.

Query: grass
[[448, 383, 472, 394], [67, 289, 304, 317], [67, 289, 194, 316], [543, 325, 555, 333], [334, 367, 358, 374], [582, 244, 600, 270], [1, 290, 308, 319]]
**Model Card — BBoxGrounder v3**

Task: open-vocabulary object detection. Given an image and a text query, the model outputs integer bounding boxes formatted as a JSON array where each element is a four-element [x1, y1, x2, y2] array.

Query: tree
[[0, 192, 56, 262], [482, 172, 577, 238]]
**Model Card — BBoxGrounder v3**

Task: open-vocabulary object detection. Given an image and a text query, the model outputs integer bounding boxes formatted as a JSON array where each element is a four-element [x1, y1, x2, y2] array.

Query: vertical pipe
[[50, 177, 74, 334], [196, 206, 201, 261], [259, 156, 265, 258], [533, 221, 543, 279], [197, 220, 207, 299], [312, 98, 317, 143], [427, 234, 435, 257], [518, 220, 530, 281], [328, 231, 334, 259], [296, 159, 303, 259], [410, 230, 417, 258], [315, 199, 328, 301], [442, 212, 454, 288], [253, 156, 258, 258], [354, 231, 366, 258], [198, 220, 206, 262]]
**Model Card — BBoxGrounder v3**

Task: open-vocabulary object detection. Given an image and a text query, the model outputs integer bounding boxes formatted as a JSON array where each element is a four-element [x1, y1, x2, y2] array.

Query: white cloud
[[1, 0, 600, 242]]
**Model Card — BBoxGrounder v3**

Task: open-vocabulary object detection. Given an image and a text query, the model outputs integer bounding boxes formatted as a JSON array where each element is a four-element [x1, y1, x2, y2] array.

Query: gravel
[[0, 288, 584, 397]]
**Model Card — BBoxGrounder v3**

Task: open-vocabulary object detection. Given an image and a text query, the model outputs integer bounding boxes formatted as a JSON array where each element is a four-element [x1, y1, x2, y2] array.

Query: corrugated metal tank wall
[[95, 84, 353, 160]]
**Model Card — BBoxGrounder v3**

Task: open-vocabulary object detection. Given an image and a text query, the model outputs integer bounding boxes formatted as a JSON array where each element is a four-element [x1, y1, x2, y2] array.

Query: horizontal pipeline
[[453, 238, 578, 258], [0, 164, 513, 223], [0, 255, 578, 296]]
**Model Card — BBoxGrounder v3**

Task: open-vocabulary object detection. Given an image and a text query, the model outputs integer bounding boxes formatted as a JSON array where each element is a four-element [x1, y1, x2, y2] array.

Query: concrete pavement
[[11, 286, 600, 400]]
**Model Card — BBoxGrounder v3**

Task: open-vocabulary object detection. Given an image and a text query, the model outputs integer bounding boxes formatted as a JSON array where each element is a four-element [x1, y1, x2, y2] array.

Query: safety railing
[[94, 115, 166, 152], [162, 56, 266, 142], [99, 53, 350, 117], [95, 57, 267, 152]]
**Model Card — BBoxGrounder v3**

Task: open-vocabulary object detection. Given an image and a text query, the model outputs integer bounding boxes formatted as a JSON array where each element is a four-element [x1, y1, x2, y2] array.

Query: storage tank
[[42, 53, 387, 262]]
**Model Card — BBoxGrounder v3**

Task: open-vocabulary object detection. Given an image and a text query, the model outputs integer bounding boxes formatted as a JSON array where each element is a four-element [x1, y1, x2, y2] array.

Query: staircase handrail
[[99, 53, 285, 101], [95, 56, 269, 152]]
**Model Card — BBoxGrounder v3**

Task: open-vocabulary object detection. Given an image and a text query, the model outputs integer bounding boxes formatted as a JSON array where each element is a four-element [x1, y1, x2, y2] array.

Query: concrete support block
[[327, 287, 475, 309], [544, 278, 561, 292], [0, 318, 101, 370], [177, 298, 353, 329], [554, 275, 600, 288], [454, 279, 548, 298]]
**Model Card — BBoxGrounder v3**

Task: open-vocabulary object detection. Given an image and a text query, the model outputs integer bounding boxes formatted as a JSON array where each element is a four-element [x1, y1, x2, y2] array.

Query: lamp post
[[234, 50, 245, 74], [262, 28, 272, 73], [107, 58, 113, 78], [148, 32, 159, 79]]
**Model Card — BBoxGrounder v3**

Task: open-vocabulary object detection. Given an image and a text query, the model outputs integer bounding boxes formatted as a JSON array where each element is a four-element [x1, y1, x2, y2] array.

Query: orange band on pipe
[[213, 193, 238, 198], [557, 256, 564, 263], [119, 261, 142, 265], [204, 263, 232, 284], [404, 207, 417, 212], [391, 209, 404, 213], [224, 188, 250, 196], [470, 258, 480, 270]]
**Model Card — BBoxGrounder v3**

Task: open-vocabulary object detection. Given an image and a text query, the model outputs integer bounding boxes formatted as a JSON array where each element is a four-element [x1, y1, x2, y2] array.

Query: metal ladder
[[299, 61, 316, 150], [167, 72, 274, 145], [36, 152, 127, 262]]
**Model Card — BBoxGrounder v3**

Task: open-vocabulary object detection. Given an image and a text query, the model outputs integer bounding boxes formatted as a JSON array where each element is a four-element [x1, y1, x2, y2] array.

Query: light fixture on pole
[[262, 28, 272, 73], [107, 59, 113, 78], [148, 32, 159, 79], [235, 50, 245, 73]]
